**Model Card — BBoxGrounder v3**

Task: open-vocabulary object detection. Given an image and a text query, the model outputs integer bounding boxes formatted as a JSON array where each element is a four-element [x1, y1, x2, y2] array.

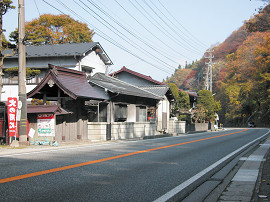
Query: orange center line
[[0, 129, 248, 184]]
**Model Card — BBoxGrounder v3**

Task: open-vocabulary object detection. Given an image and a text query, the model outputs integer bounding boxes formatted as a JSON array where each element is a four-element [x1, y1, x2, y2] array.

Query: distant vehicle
[[248, 121, 256, 127]]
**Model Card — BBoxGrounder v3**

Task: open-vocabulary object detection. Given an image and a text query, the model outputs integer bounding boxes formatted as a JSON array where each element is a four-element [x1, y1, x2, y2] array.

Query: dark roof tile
[[3, 42, 113, 65], [27, 64, 107, 100], [110, 66, 165, 85], [140, 85, 175, 101], [89, 73, 162, 100], [27, 105, 71, 115]]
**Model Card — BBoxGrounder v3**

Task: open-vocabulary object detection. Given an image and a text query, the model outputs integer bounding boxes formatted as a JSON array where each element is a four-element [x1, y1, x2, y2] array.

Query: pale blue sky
[[3, 0, 267, 81]]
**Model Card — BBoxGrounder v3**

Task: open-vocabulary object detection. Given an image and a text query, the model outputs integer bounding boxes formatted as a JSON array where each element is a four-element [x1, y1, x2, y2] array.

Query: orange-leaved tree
[[218, 32, 270, 125], [9, 14, 95, 45]]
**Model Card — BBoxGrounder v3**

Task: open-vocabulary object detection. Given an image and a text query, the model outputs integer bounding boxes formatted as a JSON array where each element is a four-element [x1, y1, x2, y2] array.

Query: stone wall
[[186, 123, 209, 133], [168, 119, 186, 135]]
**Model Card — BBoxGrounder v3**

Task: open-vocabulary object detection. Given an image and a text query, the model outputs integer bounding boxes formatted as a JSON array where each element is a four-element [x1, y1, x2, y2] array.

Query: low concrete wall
[[186, 123, 209, 133], [87, 122, 156, 141], [111, 122, 156, 140], [168, 119, 186, 135], [87, 122, 107, 142]]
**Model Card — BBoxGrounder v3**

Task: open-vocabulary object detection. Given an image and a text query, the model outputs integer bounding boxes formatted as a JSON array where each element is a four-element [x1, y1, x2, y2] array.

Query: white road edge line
[[153, 129, 270, 202]]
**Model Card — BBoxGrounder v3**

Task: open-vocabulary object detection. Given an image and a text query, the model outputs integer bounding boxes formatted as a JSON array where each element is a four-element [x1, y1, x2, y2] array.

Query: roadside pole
[[18, 0, 28, 145]]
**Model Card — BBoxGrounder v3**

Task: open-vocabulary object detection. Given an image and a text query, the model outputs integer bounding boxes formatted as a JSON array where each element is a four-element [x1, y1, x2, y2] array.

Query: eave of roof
[[140, 85, 175, 101], [109, 66, 165, 85], [27, 105, 72, 115], [89, 73, 163, 100], [27, 64, 107, 100], [179, 89, 198, 97], [3, 42, 113, 65]]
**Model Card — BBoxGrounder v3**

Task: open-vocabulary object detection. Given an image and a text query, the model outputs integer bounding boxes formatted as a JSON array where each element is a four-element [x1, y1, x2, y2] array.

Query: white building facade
[[2, 42, 112, 101]]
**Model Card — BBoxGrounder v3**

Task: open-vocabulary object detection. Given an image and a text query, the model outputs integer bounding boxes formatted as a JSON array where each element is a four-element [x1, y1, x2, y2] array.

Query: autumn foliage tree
[[168, 83, 191, 120], [197, 90, 221, 122], [9, 14, 95, 45], [217, 31, 270, 126], [246, 4, 270, 33]]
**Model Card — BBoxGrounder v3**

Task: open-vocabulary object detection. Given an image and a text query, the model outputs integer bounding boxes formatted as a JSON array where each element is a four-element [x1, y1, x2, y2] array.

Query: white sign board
[[37, 114, 55, 136], [28, 128, 35, 138]]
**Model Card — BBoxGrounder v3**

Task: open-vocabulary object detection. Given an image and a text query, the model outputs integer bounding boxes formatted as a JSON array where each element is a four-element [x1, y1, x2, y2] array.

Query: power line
[[33, 0, 41, 16], [148, 0, 207, 51], [97, 0, 187, 61], [142, 0, 204, 53], [113, 0, 190, 60], [130, 0, 203, 56], [75, 0, 176, 71], [44, 0, 174, 74], [157, 0, 208, 49], [86, 0, 178, 65]]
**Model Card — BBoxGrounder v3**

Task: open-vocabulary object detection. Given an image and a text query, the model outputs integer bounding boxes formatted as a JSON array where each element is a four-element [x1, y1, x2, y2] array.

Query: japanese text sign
[[37, 114, 55, 136], [7, 97, 18, 137]]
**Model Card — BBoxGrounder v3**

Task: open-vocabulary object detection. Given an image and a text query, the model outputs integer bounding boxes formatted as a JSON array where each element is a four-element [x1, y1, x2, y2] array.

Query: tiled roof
[[109, 66, 165, 85], [89, 73, 162, 100], [27, 105, 71, 115], [3, 42, 113, 65], [140, 85, 175, 101], [27, 64, 107, 100], [179, 89, 198, 97]]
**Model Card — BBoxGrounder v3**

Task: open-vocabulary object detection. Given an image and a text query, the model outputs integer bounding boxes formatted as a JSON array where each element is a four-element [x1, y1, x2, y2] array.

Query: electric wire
[[75, 0, 177, 71], [142, 0, 204, 53], [129, 0, 202, 55], [33, 0, 41, 16], [157, 0, 208, 49], [112, 0, 189, 60], [41, 0, 206, 75], [44, 0, 174, 74], [148, 0, 207, 51], [86, 0, 179, 65], [94, 0, 188, 61]]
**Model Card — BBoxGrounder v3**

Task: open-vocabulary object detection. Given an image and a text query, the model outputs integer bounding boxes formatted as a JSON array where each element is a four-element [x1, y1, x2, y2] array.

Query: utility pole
[[0, 0, 5, 102], [18, 0, 28, 145], [204, 49, 214, 92]]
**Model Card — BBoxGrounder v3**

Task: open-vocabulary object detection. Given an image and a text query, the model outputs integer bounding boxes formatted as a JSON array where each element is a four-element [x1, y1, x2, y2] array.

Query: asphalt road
[[0, 128, 269, 202]]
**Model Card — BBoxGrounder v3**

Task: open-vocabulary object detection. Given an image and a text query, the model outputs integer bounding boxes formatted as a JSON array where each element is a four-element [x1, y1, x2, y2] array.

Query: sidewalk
[[253, 148, 270, 202], [0, 139, 110, 156], [217, 137, 270, 202]]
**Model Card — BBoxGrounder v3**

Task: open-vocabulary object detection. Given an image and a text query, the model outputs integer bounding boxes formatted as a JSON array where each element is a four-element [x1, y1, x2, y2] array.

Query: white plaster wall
[[127, 104, 136, 122], [157, 97, 170, 132], [1, 84, 36, 101], [80, 51, 106, 74]]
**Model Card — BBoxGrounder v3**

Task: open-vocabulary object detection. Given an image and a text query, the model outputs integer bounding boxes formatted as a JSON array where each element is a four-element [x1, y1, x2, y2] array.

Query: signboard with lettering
[[7, 97, 18, 138], [37, 114, 55, 136]]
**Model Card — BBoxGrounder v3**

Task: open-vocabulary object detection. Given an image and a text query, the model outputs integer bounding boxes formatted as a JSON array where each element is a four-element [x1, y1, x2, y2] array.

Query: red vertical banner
[[7, 97, 18, 138]]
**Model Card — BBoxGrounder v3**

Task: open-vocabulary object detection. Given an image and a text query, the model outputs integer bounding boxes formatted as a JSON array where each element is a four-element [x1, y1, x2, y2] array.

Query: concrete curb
[[219, 137, 270, 201]]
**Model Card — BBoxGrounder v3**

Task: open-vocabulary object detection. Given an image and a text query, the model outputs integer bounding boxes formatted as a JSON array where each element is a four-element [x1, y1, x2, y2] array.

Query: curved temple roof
[[27, 64, 107, 100]]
